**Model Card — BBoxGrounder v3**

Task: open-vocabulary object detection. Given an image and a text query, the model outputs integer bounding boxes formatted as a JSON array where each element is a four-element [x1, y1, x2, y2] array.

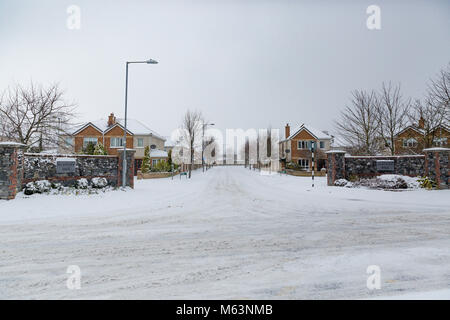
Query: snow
[[377, 174, 420, 189], [0, 166, 449, 299], [370, 289, 450, 300], [0, 141, 26, 146], [56, 157, 76, 162], [423, 147, 450, 152]]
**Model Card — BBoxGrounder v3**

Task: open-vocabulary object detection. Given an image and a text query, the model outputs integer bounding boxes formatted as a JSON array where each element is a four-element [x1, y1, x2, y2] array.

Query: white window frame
[[319, 141, 325, 149], [433, 137, 447, 147], [137, 138, 144, 148], [297, 140, 308, 149], [298, 158, 309, 169], [152, 159, 158, 166], [402, 138, 417, 148], [110, 137, 124, 148], [83, 137, 97, 148]]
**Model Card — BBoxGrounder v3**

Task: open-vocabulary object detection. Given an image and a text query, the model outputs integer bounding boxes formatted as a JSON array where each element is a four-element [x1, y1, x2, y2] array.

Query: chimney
[[107, 113, 116, 127], [285, 123, 290, 139], [418, 116, 425, 129]]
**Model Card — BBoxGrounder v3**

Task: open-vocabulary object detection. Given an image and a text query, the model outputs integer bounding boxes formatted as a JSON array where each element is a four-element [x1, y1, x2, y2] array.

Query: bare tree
[[409, 98, 444, 149], [0, 82, 76, 151], [335, 90, 380, 155], [203, 136, 216, 167], [375, 82, 411, 155], [427, 63, 450, 125], [181, 109, 203, 178]]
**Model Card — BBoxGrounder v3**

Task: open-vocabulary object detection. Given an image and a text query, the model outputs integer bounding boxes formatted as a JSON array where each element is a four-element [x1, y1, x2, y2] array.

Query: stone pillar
[[117, 149, 136, 188], [326, 150, 346, 186], [0, 142, 26, 200], [424, 147, 449, 189]]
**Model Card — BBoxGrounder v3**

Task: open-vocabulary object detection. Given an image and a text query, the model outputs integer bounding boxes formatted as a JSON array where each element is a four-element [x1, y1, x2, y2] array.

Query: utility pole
[[311, 141, 315, 187], [202, 121, 214, 172], [122, 59, 158, 187]]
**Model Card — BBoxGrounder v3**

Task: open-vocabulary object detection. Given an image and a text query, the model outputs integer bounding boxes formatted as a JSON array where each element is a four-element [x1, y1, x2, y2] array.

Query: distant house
[[394, 117, 449, 155], [279, 123, 332, 171], [60, 113, 168, 174], [163, 137, 175, 153], [150, 149, 169, 166]]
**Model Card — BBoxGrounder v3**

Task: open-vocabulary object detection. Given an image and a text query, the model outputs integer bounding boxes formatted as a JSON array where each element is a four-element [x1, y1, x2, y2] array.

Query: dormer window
[[402, 138, 417, 148]]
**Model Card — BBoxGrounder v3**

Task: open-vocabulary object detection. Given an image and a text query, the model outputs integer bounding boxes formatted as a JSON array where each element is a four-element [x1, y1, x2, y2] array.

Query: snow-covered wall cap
[[423, 147, 450, 152], [56, 157, 76, 162], [117, 148, 136, 152], [0, 142, 27, 147], [325, 149, 346, 154]]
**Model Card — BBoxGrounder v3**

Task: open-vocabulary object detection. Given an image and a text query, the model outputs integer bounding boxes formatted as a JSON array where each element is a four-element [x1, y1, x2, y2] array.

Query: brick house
[[60, 113, 168, 174], [279, 124, 332, 171], [394, 117, 449, 155]]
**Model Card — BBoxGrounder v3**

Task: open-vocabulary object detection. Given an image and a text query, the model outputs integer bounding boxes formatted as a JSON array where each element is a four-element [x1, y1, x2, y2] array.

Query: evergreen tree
[[93, 142, 108, 155], [141, 146, 151, 173], [84, 142, 96, 155], [168, 149, 172, 166]]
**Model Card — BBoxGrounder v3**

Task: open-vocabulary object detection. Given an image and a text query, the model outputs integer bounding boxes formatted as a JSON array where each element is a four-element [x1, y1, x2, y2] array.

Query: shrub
[[77, 178, 89, 189], [91, 177, 108, 188], [151, 160, 171, 172], [24, 182, 38, 195], [24, 180, 51, 195], [418, 176, 435, 190], [93, 142, 108, 155], [83, 142, 96, 155], [334, 179, 351, 187], [286, 162, 300, 170]]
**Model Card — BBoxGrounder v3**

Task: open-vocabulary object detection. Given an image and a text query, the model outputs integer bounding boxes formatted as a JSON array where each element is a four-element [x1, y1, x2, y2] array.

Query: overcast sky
[[1, 0, 449, 138]]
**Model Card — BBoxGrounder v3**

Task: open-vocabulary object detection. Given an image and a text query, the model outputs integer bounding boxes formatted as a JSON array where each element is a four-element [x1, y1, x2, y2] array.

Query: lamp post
[[202, 122, 215, 172], [122, 59, 158, 187]]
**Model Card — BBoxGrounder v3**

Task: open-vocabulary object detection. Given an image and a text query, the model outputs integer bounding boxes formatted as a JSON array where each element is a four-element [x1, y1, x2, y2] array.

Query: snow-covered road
[[1, 166, 449, 299]]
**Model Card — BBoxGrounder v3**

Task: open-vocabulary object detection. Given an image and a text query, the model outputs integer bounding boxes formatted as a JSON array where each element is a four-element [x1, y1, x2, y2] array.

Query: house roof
[[150, 150, 168, 157], [394, 125, 425, 137], [394, 124, 450, 137], [284, 124, 332, 141], [72, 118, 165, 140], [330, 135, 349, 148]]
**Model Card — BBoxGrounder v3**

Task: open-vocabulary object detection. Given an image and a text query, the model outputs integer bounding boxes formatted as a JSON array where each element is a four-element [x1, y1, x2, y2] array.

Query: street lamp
[[202, 122, 215, 172], [122, 58, 158, 188]]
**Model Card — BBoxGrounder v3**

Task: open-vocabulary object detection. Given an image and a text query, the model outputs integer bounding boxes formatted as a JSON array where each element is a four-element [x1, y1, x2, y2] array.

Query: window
[[319, 141, 325, 149], [83, 137, 97, 148], [298, 159, 309, 169], [65, 137, 74, 147], [137, 138, 144, 148], [152, 159, 158, 166], [433, 137, 447, 147], [402, 138, 417, 148], [297, 141, 308, 149], [110, 137, 124, 148], [150, 144, 157, 149]]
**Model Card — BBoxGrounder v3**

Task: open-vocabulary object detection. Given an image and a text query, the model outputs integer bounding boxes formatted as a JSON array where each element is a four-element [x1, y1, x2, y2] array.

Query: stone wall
[[326, 148, 450, 189], [23, 153, 120, 187], [0, 143, 26, 200], [345, 155, 425, 178], [326, 151, 346, 186], [0, 143, 135, 200], [424, 148, 449, 189]]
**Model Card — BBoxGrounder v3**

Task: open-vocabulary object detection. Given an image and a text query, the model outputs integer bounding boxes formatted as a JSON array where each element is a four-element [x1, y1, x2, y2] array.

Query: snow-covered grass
[[0, 166, 449, 299]]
